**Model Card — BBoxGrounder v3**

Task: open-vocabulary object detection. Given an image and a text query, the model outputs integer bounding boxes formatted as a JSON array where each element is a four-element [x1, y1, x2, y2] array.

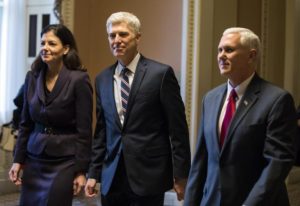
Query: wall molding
[[181, 0, 215, 155], [61, 0, 74, 32], [260, 0, 268, 77]]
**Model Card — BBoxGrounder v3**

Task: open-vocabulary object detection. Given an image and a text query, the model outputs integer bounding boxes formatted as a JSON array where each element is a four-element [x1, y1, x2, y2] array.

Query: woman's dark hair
[[31, 24, 85, 74]]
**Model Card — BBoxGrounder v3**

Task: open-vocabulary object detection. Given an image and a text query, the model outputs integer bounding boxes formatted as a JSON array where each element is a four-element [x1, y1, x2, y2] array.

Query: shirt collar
[[226, 72, 255, 99], [116, 53, 141, 76]]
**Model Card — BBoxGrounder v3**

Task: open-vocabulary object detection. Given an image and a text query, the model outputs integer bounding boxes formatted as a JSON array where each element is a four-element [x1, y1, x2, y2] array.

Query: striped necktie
[[120, 68, 131, 115]]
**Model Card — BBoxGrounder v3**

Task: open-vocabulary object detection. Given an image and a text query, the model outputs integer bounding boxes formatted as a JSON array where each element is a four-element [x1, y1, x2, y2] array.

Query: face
[[107, 22, 140, 65], [217, 33, 255, 86], [40, 31, 69, 65]]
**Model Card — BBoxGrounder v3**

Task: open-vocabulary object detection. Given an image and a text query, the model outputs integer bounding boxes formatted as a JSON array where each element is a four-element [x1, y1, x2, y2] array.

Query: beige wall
[[210, 0, 262, 88], [70, 0, 299, 135], [72, 0, 182, 128], [69, 0, 300, 182], [73, 0, 183, 86]]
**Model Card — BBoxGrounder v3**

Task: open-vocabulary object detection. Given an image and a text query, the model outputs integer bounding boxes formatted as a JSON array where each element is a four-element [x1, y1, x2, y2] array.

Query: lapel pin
[[244, 100, 248, 106]]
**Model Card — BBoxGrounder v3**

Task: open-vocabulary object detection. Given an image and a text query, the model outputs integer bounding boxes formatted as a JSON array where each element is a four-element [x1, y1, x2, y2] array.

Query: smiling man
[[85, 12, 191, 206], [184, 27, 298, 206]]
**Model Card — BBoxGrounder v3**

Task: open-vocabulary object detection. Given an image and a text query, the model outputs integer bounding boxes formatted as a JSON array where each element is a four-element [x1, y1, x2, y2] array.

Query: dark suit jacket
[[294, 107, 300, 166], [88, 55, 191, 196], [14, 66, 93, 173], [184, 74, 297, 206]]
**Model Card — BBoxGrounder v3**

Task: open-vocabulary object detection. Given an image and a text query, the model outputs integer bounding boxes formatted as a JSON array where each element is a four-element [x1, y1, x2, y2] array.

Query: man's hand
[[174, 177, 187, 201], [85, 178, 98, 197]]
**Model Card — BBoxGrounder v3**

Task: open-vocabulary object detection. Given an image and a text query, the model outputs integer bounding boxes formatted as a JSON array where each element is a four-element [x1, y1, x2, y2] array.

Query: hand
[[173, 177, 187, 201], [85, 178, 98, 197], [8, 163, 23, 185], [73, 173, 86, 195]]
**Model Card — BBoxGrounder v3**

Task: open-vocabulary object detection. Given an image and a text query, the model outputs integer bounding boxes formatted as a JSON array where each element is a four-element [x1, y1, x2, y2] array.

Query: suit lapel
[[211, 86, 227, 154], [221, 74, 261, 155], [46, 66, 71, 105], [106, 65, 122, 129], [123, 57, 147, 126], [37, 66, 71, 105], [36, 68, 46, 104]]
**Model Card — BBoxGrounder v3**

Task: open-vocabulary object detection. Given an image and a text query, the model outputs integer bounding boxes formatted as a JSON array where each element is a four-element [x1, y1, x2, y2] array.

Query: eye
[[109, 33, 116, 39], [119, 32, 129, 37], [225, 47, 234, 53], [48, 41, 57, 46]]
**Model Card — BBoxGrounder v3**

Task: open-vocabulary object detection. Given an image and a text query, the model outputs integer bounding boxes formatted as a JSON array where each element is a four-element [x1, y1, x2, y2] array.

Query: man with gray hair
[[85, 11, 191, 206], [184, 27, 297, 206]]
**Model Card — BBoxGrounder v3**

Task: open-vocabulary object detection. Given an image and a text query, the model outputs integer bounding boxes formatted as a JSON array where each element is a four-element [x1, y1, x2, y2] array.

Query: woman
[[8, 24, 93, 206]]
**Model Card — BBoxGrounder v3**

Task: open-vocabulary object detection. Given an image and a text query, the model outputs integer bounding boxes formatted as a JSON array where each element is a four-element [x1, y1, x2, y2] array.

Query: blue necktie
[[121, 68, 131, 115]]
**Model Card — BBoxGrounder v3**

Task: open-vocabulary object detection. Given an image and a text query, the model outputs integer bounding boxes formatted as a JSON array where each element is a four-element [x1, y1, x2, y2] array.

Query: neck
[[47, 61, 63, 76], [119, 51, 138, 66], [229, 71, 255, 88]]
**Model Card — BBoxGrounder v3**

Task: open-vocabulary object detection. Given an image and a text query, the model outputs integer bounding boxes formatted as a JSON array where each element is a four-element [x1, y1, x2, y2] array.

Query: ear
[[135, 32, 141, 42], [248, 49, 257, 63], [63, 45, 70, 55]]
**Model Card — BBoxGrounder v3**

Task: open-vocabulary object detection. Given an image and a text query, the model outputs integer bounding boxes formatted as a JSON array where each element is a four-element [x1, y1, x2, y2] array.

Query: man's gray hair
[[106, 11, 141, 35]]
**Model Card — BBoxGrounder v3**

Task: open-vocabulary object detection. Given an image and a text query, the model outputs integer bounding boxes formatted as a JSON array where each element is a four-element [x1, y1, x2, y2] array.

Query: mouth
[[113, 48, 125, 55], [113, 46, 124, 51], [219, 62, 229, 68], [41, 52, 50, 57]]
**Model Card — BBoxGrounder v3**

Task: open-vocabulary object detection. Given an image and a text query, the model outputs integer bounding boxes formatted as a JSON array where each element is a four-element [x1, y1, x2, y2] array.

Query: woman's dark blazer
[[14, 66, 93, 173]]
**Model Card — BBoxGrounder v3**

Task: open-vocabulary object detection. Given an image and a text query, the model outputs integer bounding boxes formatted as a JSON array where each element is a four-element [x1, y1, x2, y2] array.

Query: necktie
[[120, 68, 131, 115], [220, 89, 238, 148]]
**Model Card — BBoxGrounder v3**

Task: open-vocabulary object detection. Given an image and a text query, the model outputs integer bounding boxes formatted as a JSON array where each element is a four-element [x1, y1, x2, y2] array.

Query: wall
[[73, 0, 183, 85], [72, 0, 183, 128], [210, 0, 262, 88]]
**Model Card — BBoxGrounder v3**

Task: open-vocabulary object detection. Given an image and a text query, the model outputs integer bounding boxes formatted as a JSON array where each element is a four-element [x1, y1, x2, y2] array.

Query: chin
[[115, 52, 123, 56], [220, 67, 231, 73], [42, 59, 52, 64]]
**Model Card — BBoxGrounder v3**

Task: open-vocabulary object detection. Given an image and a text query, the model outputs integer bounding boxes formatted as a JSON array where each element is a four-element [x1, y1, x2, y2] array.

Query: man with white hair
[[85, 12, 191, 206], [184, 27, 297, 206]]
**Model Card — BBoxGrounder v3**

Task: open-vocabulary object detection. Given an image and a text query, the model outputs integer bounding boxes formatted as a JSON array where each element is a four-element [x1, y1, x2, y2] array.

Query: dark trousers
[[101, 155, 164, 206]]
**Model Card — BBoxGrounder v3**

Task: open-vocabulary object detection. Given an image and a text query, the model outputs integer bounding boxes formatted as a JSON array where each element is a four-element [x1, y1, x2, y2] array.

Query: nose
[[41, 43, 48, 50], [114, 34, 122, 43], [218, 50, 226, 60]]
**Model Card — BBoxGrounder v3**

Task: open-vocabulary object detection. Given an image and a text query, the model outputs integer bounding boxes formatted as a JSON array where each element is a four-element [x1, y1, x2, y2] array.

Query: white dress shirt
[[113, 53, 140, 125], [218, 73, 255, 137]]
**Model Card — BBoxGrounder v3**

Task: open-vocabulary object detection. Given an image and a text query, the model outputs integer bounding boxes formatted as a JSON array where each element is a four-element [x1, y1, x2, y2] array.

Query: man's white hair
[[106, 11, 141, 35], [223, 27, 261, 64]]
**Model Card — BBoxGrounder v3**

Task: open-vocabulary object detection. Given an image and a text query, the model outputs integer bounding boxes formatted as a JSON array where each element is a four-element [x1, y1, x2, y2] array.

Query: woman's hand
[[73, 173, 86, 195], [8, 163, 23, 185]]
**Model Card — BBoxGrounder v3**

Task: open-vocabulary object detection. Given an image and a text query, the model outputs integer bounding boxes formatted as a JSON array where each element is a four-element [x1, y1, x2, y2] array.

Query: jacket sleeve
[[244, 91, 297, 205], [183, 98, 208, 206], [87, 76, 107, 181], [74, 72, 93, 173], [14, 71, 35, 163], [160, 66, 191, 178]]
